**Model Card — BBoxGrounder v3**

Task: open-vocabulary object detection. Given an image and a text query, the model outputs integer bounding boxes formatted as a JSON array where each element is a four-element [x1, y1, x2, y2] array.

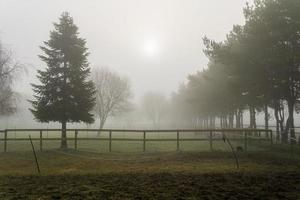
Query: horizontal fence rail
[[3, 128, 271, 132], [0, 128, 273, 153]]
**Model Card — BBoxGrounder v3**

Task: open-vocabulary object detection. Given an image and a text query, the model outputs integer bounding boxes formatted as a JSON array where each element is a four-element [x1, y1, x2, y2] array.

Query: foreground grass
[[0, 148, 299, 199], [0, 149, 299, 175]]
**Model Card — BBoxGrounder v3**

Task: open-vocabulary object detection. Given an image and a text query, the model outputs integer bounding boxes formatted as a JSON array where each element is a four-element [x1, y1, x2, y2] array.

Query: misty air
[[0, 0, 299, 199]]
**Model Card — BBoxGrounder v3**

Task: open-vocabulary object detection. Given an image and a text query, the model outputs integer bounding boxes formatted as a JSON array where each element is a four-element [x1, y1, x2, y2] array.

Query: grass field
[[0, 144, 299, 199]]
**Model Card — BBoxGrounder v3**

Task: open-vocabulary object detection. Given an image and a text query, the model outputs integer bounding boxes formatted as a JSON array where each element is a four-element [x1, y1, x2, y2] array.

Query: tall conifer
[[30, 12, 95, 148]]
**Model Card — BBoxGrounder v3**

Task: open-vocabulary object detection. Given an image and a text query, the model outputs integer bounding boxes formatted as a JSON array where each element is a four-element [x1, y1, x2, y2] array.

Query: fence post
[[177, 131, 180, 151], [74, 130, 78, 150], [39, 130, 43, 151], [109, 131, 112, 152], [209, 131, 213, 151], [143, 131, 146, 152], [244, 131, 248, 151], [4, 130, 7, 152], [29, 135, 41, 175]]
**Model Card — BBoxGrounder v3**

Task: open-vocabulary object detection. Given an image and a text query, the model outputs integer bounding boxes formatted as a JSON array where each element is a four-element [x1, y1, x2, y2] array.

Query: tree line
[[172, 0, 300, 144]]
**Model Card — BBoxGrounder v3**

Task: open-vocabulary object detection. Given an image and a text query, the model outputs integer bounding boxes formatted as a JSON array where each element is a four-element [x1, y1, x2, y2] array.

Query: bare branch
[[92, 67, 132, 129]]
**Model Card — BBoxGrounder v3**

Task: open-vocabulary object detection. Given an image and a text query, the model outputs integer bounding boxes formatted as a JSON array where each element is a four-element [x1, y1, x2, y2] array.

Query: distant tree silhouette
[[141, 92, 168, 128], [0, 40, 21, 116], [92, 68, 132, 131]]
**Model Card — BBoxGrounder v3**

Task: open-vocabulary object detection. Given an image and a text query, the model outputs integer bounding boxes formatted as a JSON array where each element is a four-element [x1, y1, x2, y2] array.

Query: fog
[[3, 0, 295, 130], [0, 0, 249, 98], [1, 1, 299, 197]]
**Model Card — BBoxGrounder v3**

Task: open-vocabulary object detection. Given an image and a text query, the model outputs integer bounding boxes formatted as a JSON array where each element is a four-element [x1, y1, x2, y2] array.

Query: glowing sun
[[143, 38, 160, 57]]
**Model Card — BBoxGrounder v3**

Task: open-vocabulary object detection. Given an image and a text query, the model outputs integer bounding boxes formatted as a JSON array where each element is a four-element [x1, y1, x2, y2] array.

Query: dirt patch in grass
[[0, 172, 299, 200]]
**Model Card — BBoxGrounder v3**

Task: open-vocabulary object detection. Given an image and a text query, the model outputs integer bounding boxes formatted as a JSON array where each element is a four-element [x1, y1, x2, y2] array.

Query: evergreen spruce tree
[[30, 12, 95, 148]]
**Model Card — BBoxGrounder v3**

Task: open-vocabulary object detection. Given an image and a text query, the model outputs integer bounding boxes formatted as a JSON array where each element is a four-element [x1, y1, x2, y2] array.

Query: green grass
[[0, 132, 299, 199], [0, 149, 299, 199], [0, 145, 299, 176]]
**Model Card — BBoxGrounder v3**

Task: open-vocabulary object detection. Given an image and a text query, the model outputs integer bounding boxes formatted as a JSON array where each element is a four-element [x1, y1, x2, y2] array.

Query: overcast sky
[[0, 0, 252, 100]]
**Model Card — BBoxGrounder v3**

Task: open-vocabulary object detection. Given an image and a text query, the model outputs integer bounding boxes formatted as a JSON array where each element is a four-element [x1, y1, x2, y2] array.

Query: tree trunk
[[287, 100, 296, 144], [61, 121, 67, 149], [274, 104, 280, 142], [253, 108, 257, 129], [235, 110, 240, 128], [249, 106, 253, 128], [264, 105, 269, 130], [229, 112, 234, 128], [279, 110, 284, 133], [249, 106, 257, 129], [249, 107, 252, 129], [249, 106, 257, 137], [236, 109, 243, 128], [220, 116, 223, 128], [99, 119, 105, 130], [240, 110, 244, 128], [97, 119, 105, 136], [278, 102, 285, 142], [283, 117, 290, 143]]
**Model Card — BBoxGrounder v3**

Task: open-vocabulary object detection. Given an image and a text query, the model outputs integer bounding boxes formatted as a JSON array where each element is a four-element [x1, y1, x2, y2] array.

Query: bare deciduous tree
[[0, 41, 20, 116], [92, 68, 132, 130], [141, 92, 168, 128]]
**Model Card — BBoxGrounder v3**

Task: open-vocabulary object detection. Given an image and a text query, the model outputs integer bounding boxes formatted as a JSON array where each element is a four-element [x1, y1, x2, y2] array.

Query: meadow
[[0, 130, 299, 199], [0, 148, 299, 199]]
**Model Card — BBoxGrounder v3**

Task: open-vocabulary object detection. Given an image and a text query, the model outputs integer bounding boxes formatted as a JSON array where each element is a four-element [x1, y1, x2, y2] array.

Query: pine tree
[[30, 12, 95, 148]]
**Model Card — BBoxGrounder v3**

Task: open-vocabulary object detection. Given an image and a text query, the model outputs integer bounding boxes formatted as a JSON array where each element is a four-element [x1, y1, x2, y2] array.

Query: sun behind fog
[[143, 37, 160, 57]]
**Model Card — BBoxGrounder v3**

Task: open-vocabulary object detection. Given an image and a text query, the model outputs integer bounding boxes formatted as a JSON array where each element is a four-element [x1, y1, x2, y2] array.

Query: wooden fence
[[0, 128, 273, 153]]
